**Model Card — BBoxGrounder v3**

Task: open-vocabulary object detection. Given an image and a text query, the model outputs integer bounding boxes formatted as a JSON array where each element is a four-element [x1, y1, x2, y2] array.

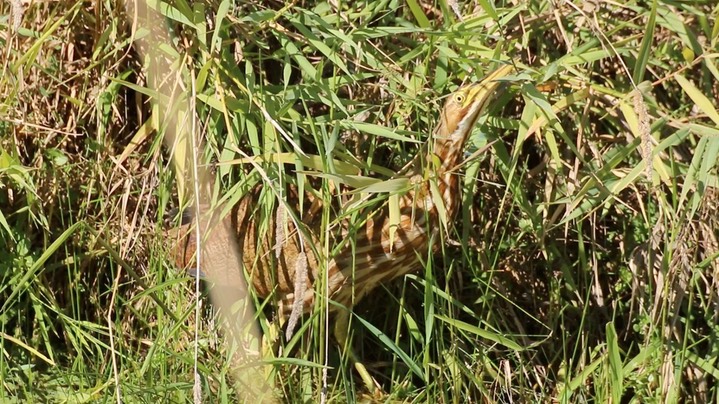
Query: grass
[[2, 0, 719, 402]]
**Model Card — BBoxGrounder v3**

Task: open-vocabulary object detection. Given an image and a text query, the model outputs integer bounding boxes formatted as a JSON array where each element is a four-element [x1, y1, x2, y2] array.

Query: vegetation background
[[1, 0, 718, 402]]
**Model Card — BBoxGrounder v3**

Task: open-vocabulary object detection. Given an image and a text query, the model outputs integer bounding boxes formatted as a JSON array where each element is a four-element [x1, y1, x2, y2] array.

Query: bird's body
[[169, 64, 513, 330]]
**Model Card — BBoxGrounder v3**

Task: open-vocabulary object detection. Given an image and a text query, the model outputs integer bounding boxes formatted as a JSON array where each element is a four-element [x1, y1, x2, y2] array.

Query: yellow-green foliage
[[1, 0, 718, 402]]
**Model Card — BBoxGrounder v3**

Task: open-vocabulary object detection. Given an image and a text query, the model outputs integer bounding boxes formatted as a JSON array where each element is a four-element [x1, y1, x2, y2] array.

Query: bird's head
[[437, 64, 514, 140]]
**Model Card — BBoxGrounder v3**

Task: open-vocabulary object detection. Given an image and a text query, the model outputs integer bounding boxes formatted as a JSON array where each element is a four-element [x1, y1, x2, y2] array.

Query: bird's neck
[[424, 127, 471, 220]]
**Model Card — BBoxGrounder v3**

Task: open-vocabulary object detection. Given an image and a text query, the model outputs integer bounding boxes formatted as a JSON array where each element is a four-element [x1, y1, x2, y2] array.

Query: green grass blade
[[435, 315, 524, 351], [633, 0, 657, 83], [606, 323, 623, 404]]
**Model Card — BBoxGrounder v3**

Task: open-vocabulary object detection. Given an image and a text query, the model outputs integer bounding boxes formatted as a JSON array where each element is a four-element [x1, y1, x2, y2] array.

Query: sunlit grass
[[1, 0, 719, 402]]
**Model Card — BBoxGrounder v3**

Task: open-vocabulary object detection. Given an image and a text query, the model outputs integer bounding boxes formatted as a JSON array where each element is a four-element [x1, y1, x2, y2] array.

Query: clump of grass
[[1, 0, 718, 402]]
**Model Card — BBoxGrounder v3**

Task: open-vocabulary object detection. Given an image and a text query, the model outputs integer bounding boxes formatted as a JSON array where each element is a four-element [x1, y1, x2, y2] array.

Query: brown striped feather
[[167, 65, 513, 318]]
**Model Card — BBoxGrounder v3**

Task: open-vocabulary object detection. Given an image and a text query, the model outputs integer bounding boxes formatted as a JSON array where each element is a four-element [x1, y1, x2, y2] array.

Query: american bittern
[[168, 64, 514, 390]]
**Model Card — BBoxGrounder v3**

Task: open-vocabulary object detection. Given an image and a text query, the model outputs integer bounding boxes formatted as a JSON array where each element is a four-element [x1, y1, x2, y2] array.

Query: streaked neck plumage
[[427, 63, 513, 222]]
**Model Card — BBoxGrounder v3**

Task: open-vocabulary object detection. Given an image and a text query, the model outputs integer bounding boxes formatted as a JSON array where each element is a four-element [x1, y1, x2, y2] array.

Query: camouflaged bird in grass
[[167, 64, 515, 391]]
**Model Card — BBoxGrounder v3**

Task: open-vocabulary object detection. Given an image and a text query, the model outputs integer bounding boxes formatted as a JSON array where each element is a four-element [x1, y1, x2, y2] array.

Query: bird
[[167, 64, 514, 391]]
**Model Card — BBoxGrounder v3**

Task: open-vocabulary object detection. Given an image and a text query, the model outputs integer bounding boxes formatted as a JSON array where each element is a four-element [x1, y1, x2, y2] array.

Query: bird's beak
[[463, 64, 515, 109]]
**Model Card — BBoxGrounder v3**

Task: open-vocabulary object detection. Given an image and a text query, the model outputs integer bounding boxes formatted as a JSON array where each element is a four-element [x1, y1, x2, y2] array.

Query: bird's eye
[[453, 93, 465, 104]]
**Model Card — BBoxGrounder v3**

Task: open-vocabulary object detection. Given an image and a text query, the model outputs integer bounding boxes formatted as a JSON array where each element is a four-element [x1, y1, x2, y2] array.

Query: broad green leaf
[[676, 74, 719, 125], [263, 358, 328, 368], [475, 0, 499, 20], [561, 354, 605, 397], [633, 0, 657, 83], [405, 0, 431, 28], [677, 135, 707, 214], [353, 312, 425, 380], [149, 0, 195, 28], [2, 222, 85, 312], [221, 153, 395, 178], [288, 18, 351, 75], [303, 172, 382, 189], [685, 351, 719, 380], [429, 179, 448, 234], [562, 49, 614, 66], [0, 332, 54, 366], [341, 121, 422, 143], [277, 34, 317, 78], [657, 7, 702, 56], [211, 0, 230, 53], [17, 3, 78, 71], [435, 315, 524, 351], [606, 323, 623, 404], [358, 177, 410, 193]]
